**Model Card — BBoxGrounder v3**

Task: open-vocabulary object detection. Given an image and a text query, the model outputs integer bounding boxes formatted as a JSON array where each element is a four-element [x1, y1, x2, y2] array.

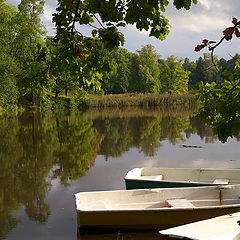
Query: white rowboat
[[124, 167, 240, 189], [159, 212, 240, 240], [75, 185, 240, 230]]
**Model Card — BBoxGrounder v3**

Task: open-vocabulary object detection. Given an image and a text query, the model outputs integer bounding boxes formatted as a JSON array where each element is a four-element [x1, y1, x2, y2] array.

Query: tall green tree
[[191, 54, 222, 89], [103, 48, 132, 94], [159, 56, 189, 94], [0, 1, 19, 108], [133, 45, 161, 93], [202, 53, 221, 83], [190, 56, 205, 87], [219, 54, 240, 72], [183, 57, 196, 89], [14, 0, 47, 105]]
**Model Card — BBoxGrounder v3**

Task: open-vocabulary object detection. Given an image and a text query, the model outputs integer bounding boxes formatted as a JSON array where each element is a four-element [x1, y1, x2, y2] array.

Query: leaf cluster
[[197, 63, 240, 142], [195, 17, 240, 52], [53, 0, 198, 51]]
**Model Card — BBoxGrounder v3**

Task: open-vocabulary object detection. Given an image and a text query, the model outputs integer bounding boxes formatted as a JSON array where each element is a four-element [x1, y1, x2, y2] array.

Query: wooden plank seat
[[166, 199, 195, 208], [139, 175, 163, 181], [213, 179, 229, 184]]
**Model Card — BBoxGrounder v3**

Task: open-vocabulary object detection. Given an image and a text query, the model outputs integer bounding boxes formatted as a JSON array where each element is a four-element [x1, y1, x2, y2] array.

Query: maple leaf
[[223, 27, 235, 41], [194, 44, 205, 52], [232, 17, 238, 25], [235, 28, 240, 38], [202, 39, 209, 45]]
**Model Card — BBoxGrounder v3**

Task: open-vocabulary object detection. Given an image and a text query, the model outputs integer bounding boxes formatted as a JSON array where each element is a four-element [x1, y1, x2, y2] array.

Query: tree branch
[[71, 0, 82, 33]]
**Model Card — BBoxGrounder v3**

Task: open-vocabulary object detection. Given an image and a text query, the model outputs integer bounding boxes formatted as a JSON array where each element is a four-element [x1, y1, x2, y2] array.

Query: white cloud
[[199, 0, 222, 10], [43, 8, 53, 21], [171, 13, 228, 32]]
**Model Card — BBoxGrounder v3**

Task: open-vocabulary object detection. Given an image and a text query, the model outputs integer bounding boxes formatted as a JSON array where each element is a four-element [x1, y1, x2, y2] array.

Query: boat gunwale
[[75, 184, 234, 195]]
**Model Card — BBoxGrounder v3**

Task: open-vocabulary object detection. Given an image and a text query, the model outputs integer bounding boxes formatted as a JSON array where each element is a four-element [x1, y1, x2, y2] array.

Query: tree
[[14, 0, 47, 105], [219, 54, 240, 72], [103, 48, 132, 94], [159, 56, 189, 94], [0, 1, 19, 108], [182, 57, 196, 89], [202, 53, 221, 83], [190, 56, 205, 87], [52, 0, 198, 90], [133, 44, 161, 93]]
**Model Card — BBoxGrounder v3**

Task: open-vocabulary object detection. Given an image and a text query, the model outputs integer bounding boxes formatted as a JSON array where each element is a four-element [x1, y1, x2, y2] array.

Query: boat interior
[[79, 198, 240, 211], [76, 185, 240, 211]]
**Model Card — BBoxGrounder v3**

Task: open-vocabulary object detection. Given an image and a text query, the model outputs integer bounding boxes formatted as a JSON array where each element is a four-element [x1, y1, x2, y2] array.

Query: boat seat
[[87, 201, 108, 210], [213, 179, 229, 184], [166, 199, 195, 208], [139, 175, 163, 181]]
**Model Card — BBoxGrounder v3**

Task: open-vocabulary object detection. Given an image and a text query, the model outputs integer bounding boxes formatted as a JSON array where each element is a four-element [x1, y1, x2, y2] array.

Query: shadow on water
[[77, 229, 193, 240], [77, 229, 162, 240]]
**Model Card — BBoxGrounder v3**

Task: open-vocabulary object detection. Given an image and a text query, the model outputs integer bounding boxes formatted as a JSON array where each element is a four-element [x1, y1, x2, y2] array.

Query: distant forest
[[1, 1, 240, 111]]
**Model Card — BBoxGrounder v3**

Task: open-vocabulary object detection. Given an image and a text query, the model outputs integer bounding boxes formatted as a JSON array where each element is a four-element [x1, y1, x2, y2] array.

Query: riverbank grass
[[82, 93, 198, 108]]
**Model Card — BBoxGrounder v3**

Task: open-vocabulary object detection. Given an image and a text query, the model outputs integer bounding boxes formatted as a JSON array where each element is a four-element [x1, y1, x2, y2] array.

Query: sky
[[7, 0, 240, 60]]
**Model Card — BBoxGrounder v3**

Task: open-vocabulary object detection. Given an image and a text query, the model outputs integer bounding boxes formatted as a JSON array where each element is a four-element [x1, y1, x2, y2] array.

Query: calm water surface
[[1, 107, 240, 240]]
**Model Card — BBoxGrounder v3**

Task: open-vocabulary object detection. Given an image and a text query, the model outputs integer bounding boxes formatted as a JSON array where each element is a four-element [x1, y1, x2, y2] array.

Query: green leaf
[[91, 29, 98, 37]]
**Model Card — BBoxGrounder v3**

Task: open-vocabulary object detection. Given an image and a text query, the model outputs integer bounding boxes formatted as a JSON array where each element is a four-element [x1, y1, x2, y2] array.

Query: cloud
[[7, 0, 20, 5], [43, 7, 54, 21], [42, 1, 57, 36], [170, 13, 228, 32]]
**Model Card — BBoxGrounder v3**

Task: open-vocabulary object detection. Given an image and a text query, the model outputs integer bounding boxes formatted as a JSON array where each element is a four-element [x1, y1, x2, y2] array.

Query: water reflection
[[77, 230, 162, 240], [0, 107, 234, 240]]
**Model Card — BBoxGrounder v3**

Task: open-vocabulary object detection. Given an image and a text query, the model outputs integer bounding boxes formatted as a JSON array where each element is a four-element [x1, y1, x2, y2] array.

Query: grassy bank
[[0, 93, 198, 115], [82, 93, 198, 109]]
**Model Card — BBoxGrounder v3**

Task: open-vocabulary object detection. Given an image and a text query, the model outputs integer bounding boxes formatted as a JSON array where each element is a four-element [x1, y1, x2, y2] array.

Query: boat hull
[[125, 179, 208, 190], [77, 206, 240, 230]]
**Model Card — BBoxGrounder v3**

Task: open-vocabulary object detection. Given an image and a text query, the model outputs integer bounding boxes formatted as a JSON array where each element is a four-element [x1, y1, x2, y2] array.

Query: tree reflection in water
[[0, 107, 219, 239]]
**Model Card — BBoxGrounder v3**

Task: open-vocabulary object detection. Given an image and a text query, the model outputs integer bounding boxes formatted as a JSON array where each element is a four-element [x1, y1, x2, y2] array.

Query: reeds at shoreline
[[83, 93, 198, 109]]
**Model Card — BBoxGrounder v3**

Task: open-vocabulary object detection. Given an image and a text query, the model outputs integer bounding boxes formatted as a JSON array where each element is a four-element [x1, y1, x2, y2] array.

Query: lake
[[1, 107, 240, 240]]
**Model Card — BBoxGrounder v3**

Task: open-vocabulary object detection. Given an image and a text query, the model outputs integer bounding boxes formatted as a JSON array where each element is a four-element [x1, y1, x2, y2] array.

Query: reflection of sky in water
[[154, 135, 240, 169], [5, 123, 240, 240]]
